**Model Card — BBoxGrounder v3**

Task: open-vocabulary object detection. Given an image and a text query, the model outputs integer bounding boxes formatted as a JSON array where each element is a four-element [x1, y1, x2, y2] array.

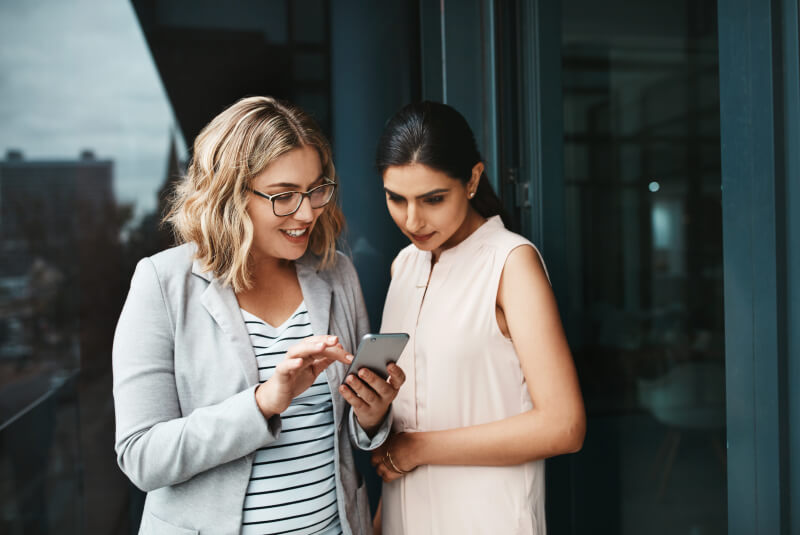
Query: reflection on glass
[[0, 0, 186, 533], [2, 0, 337, 532], [562, 0, 725, 533]]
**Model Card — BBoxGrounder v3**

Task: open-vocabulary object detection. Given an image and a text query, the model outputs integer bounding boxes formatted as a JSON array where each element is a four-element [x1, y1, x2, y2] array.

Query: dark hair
[[376, 101, 509, 227]]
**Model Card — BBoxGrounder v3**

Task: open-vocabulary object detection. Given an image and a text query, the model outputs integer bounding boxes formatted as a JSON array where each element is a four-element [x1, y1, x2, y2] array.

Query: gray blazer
[[113, 243, 381, 535]]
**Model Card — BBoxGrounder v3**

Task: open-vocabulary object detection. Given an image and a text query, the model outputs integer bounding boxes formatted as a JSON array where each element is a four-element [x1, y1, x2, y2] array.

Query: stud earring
[[469, 192, 475, 199]]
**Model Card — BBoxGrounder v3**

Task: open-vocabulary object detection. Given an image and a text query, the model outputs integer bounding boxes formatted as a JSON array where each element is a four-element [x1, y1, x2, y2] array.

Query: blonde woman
[[113, 96, 404, 535]]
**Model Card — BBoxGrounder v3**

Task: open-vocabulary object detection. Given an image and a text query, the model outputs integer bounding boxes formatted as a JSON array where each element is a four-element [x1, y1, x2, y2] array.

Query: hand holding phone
[[340, 333, 409, 435], [346, 333, 409, 380]]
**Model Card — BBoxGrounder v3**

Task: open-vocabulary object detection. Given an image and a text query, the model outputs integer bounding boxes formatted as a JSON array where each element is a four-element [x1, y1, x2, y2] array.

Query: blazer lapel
[[191, 256, 344, 399], [296, 255, 347, 418], [193, 261, 259, 386], [295, 255, 332, 340]]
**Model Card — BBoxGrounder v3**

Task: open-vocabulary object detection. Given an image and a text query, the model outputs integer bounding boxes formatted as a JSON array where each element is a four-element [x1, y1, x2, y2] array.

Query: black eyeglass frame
[[247, 179, 337, 217]]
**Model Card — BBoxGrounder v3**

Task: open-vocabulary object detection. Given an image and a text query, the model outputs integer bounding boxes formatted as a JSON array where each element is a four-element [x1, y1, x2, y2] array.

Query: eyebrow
[[384, 187, 450, 199], [263, 174, 325, 190]]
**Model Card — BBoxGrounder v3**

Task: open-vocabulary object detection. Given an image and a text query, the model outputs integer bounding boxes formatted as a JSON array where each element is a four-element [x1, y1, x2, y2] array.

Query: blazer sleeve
[[112, 258, 280, 492], [337, 253, 394, 450]]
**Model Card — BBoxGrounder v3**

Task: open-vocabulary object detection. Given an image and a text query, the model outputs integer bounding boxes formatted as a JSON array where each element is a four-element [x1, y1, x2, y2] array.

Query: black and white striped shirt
[[240, 303, 341, 535]]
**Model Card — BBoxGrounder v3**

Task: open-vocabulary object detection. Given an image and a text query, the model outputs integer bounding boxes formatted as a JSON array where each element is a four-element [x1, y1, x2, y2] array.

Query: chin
[[282, 246, 309, 261], [253, 243, 308, 263], [407, 236, 443, 251]]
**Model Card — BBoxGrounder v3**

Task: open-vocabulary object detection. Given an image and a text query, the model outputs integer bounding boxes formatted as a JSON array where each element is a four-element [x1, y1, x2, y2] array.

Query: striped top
[[240, 303, 341, 535]]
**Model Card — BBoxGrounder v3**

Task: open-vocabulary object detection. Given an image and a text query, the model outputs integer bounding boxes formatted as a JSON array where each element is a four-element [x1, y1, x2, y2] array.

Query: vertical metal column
[[717, 0, 798, 532], [418, 0, 500, 191]]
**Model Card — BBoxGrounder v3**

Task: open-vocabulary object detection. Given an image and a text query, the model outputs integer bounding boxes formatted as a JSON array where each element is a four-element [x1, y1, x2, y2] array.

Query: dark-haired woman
[[369, 101, 585, 535]]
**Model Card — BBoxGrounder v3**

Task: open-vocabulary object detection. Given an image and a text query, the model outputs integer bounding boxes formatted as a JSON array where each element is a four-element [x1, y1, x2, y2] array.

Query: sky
[[0, 0, 188, 220]]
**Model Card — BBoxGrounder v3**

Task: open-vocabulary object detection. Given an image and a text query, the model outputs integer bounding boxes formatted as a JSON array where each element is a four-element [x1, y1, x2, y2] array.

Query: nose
[[405, 203, 424, 233], [292, 195, 315, 222]]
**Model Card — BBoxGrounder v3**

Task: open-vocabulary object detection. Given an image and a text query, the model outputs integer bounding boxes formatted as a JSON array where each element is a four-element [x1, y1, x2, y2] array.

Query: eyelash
[[386, 194, 445, 204]]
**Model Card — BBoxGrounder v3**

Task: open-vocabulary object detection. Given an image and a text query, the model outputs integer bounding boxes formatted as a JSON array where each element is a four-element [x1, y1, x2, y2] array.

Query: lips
[[280, 227, 310, 243], [410, 231, 435, 242], [282, 228, 307, 237]]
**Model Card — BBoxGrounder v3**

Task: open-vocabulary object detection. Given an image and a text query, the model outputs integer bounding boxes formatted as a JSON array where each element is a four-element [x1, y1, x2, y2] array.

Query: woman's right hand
[[255, 335, 353, 417]]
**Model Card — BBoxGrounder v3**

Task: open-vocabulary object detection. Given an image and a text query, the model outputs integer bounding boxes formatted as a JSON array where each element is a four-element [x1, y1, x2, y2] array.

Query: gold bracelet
[[385, 450, 410, 474]]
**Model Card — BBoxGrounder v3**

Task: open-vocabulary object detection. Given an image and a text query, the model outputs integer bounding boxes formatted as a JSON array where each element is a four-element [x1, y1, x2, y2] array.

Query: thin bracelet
[[386, 450, 410, 474]]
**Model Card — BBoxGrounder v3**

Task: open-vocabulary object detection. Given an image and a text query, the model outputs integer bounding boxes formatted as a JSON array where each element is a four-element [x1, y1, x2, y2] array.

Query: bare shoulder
[[496, 244, 551, 311], [501, 244, 548, 286]]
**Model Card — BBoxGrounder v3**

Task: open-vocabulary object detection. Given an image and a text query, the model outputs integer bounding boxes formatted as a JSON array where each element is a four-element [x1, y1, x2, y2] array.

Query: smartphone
[[345, 333, 409, 380]]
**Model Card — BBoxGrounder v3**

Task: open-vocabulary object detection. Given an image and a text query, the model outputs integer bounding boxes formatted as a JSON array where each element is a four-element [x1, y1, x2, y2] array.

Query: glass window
[[561, 0, 726, 533], [1, 1, 338, 532], [0, 1, 186, 533]]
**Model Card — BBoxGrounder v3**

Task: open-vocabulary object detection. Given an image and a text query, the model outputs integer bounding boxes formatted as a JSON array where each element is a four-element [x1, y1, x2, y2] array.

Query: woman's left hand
[[339, 362, 405, 436], [371, 432, 417, 482]]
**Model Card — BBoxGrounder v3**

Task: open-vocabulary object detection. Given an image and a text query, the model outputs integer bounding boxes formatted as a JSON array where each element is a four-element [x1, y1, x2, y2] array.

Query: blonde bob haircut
[[165, 96, 344, 292]]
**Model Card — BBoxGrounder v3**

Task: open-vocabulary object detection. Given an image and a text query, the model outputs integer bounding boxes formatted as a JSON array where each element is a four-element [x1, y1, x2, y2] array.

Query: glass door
[[555, 0, 726, 533]]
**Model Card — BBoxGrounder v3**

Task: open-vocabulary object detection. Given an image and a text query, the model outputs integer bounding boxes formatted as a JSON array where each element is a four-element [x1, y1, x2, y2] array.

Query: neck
[[432, 208, 486, 262], [247, 254, 295, 290]]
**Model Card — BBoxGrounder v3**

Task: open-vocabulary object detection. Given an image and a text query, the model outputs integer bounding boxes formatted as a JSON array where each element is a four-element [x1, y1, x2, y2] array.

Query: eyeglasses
[[247, 179, 337, 217]]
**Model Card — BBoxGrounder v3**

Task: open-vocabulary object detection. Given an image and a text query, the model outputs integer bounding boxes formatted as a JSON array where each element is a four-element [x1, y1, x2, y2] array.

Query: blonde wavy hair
[[164, 96, 344, 292]]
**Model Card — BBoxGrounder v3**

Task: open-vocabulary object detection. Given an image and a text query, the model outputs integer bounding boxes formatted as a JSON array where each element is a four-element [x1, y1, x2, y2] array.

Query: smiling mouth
[[281, 228, 308, 238]]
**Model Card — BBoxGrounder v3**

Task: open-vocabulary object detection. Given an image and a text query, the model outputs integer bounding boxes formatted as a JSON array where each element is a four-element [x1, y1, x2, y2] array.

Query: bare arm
[[373, 245, 585, 478]]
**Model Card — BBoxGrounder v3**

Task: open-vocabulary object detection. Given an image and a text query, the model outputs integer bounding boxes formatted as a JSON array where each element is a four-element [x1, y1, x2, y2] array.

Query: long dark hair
[[376, 101, 509, 227]]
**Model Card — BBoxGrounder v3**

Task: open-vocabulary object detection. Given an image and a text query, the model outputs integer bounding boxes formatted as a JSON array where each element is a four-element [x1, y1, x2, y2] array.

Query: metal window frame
[[419, 0, 500, 191], [718, 0, 798, 533]]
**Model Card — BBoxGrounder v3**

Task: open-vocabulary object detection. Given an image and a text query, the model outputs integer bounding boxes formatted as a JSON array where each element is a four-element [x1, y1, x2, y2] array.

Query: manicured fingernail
[[346, 354, 354, 362], [328, 336, 337, 344], [316, 342, 324, 349], [346, 375, 354, 384], [358, 369, 367, 378]]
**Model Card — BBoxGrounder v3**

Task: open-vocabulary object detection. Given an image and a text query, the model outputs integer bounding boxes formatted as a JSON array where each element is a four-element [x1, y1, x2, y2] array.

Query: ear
[[468, 162, 484, 195]]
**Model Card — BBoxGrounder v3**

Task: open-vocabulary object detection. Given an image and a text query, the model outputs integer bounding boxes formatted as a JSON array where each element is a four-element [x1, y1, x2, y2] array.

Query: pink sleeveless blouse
[[379, 216, 547, 535]]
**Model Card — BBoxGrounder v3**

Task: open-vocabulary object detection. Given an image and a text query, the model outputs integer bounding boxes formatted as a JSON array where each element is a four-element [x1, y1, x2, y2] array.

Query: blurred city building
[[0, 149, 119, 534]]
